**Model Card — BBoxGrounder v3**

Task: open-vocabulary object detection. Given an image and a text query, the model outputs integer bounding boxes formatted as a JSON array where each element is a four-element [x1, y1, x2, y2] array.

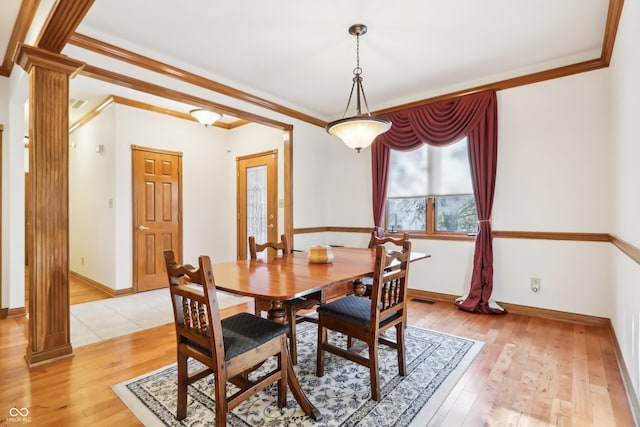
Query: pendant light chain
[[354, 31, 373, 118], [354, 31, 362, 77]]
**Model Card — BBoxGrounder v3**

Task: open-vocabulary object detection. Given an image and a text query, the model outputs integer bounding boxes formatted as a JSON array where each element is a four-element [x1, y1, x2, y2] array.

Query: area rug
[[113, 322, 483, 426]]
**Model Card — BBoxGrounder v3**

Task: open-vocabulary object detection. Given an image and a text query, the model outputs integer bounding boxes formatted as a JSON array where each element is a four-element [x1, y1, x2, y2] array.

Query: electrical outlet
[[81, 257, 85, 265], [531, 277, 541, 293]]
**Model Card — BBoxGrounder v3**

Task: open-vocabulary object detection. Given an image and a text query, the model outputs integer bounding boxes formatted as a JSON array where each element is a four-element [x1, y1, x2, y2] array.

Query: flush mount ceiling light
[[189, 109, 222, 127], [326, 24, 391, 153]]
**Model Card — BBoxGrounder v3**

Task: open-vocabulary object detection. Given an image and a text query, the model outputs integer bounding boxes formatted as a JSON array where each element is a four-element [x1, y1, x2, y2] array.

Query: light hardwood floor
[[0, 299, 635, 426], [25, 268, 112, 307]]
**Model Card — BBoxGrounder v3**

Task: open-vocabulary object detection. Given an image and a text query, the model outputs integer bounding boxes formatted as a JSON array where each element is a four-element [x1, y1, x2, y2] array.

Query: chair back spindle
[[370, 241, 411, 326]]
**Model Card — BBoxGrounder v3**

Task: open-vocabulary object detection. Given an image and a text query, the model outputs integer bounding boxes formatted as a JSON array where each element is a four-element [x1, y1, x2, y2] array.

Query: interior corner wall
[[608, 0, 640, 405], [69, 104, 117, 288], [291, 122, 375, 251]]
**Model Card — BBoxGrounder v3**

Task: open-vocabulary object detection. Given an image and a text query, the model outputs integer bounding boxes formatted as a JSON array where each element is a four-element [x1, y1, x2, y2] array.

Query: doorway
[[132, 145, 183, 292], [236, 150, 278, 260]]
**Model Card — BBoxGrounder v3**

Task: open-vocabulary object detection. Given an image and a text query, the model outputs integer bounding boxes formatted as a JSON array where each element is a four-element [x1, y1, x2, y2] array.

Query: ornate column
[[16, 45, 84, 366]]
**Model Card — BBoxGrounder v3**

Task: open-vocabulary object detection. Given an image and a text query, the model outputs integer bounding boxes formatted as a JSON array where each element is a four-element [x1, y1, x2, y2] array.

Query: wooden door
[[237, 150, 278, 260], [132, 146, 182, 292]]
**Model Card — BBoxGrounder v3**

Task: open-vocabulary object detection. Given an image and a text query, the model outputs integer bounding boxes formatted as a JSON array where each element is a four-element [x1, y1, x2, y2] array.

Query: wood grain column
[[16, 45, 84, 366]]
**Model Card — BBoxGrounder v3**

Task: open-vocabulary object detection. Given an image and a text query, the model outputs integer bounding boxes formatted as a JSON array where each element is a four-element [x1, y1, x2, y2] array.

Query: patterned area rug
[[113, 322, 482, 426]]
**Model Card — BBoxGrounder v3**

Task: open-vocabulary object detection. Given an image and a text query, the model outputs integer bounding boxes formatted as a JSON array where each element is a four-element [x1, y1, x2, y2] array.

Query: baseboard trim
[[70, 271, 132, 297], [25, 343, 74, 367], [408, 289, 458, 304], [607, 320, 640, 426], [0, 306, 27, 318], [496, 301, 610, 327], [407, 289, 609, 327]]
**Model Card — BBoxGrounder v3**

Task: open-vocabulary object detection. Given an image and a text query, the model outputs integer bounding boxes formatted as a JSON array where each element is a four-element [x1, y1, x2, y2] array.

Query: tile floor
[[70, 290, 251, 347]]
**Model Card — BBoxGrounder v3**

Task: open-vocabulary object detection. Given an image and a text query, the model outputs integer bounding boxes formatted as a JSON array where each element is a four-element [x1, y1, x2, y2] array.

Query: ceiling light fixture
[[189, 109, 222, 127], [326, 24, 391, 153]]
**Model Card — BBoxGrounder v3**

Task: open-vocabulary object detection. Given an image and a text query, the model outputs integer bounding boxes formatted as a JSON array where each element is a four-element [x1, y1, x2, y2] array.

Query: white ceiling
[[3, 0, 611, 125]]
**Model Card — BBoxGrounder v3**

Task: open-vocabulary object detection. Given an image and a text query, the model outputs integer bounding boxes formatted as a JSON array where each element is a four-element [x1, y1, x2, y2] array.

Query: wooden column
[[16, 45, 84, 366]]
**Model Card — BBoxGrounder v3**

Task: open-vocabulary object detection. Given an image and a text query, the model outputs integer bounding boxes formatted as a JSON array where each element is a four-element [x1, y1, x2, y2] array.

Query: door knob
[[138, 225, 150, 231], [267, 224, 274, 229]]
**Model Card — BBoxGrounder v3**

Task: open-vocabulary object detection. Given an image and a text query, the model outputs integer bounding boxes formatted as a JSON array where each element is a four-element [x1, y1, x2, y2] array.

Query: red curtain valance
[[376, 91, 494, 150]]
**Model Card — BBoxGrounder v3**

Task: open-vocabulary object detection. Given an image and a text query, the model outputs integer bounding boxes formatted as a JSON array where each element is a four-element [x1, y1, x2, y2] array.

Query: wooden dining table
[[210, 246, 429, 421]]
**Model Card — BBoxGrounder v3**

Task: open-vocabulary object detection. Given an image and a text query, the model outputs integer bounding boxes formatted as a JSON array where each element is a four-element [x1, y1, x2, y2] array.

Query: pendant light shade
[[190, 109, 222, 127], [326, 24, 391, 153], [327, 116, 391, 152]]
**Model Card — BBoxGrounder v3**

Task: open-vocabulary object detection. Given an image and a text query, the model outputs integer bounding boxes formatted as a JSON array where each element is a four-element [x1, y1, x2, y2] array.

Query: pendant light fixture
[[326, 24, 391, 153], [189, 108, 222, 127]]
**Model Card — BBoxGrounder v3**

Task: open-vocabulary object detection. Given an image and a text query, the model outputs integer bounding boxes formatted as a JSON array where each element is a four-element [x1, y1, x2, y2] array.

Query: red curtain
[[372, 90, 504, 314]]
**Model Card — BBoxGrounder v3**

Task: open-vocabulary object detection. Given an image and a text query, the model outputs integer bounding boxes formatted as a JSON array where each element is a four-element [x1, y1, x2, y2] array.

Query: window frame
[[385, 195, 477, 238]]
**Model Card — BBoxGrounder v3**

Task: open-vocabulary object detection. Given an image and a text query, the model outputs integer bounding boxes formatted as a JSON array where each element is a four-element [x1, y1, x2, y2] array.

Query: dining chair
[[359, 229, 410, 297], [164, 250, 288, 425], [250, 234, 321, 365], [316, 240, 412, 401]]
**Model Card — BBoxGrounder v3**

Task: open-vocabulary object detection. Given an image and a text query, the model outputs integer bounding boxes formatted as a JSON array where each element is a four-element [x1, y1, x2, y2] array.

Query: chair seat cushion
[[221, 312, 288, 360], [317, 295, 372, 328], [186, 312, 288, 361], [284, 297, 308, 306]]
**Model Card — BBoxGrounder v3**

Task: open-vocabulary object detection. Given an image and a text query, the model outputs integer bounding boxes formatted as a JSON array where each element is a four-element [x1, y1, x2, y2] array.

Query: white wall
[[291, 121, 351, 251], [0, 77, 9, 308], [608, 0, 640, 403], [69, 105, 116, 286], [491, 71, 612, 316], [1, 69, 27, 309], [494, 72, 610, 233]]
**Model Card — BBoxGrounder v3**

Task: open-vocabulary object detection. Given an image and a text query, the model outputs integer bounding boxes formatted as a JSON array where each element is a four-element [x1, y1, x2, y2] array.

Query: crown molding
[[68, 33, 325, 128], [79, 63, 292, 131]]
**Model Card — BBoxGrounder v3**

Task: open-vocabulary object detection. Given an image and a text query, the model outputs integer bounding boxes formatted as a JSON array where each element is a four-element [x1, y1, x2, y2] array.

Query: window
[[385, 138, 478, 235]]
